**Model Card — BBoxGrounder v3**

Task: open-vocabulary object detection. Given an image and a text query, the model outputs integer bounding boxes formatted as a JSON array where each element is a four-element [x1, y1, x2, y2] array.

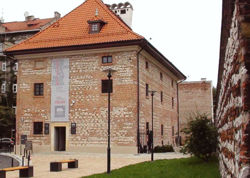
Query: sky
[[0, 0, 222, 86]]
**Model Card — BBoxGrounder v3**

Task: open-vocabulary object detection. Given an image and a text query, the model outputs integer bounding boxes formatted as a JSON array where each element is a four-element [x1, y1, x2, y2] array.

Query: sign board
[[44, 123, 49, 135], [21, 135, 27, 145], [71, 123, 76, 134], [51, 58, 69, 122]]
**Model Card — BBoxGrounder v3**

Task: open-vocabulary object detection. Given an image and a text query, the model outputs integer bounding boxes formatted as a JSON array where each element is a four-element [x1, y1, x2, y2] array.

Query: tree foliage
[[181, 114, 218, 161]]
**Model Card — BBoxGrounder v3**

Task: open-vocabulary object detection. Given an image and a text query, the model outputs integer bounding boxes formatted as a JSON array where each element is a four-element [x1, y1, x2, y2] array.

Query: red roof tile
[[6, 0, 143, 52], [2, 18, 53, 32]]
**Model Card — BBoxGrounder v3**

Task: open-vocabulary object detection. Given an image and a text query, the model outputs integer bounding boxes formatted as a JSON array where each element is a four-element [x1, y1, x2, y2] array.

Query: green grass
[[84, 156, 220, 178]]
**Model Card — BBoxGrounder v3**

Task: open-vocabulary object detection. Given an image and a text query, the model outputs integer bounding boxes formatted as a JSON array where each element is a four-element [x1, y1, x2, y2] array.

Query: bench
[[0, 166, 33, 178], [50, 159, 78, 172]]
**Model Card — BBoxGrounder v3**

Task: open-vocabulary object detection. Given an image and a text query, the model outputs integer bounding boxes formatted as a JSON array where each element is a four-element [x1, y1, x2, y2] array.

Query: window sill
[[101, 63, 113, 66], [33, 95, 44, 98]]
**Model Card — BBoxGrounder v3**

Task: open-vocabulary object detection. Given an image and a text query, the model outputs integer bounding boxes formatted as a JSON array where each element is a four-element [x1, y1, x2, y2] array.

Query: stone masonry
[[216, 0, 250, 177]]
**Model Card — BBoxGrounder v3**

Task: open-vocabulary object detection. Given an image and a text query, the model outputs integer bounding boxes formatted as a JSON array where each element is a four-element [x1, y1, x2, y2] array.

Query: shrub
[[181, 113, 218, 161], [154, 145, 174, 153]]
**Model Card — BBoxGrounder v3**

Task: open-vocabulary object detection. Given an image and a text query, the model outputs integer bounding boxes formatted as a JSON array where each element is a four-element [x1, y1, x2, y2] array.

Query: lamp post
[[149, 90, 156, 161], [103, 68, 116, 174]]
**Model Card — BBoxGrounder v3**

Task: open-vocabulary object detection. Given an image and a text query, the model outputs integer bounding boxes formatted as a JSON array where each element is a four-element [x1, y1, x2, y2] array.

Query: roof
[[1, 18, 53, 33], [6, 0, 143, 52]]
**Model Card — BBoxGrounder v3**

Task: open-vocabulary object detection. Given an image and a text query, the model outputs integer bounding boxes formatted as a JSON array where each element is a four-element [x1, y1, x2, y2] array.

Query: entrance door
[[54, 127, 66, 151]]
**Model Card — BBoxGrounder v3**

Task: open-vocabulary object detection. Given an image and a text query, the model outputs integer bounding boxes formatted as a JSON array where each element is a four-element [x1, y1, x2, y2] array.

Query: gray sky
[[1, 0, 222, 86]]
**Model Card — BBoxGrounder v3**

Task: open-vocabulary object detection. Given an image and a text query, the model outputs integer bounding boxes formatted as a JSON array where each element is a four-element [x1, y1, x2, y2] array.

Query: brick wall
[[216, 0, 250, 177], [16, 47, 180, 153]]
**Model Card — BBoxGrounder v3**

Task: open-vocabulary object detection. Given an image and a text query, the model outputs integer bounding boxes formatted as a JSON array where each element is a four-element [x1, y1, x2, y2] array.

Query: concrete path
[[4, 152, 189, 178]]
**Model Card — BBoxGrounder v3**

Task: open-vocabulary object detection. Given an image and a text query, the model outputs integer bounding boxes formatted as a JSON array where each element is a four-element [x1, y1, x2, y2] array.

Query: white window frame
[[13, 62, 18, 71], [2, 62, 6, 71], [1, 82, 6, 93], [13, 84, 17, 93]]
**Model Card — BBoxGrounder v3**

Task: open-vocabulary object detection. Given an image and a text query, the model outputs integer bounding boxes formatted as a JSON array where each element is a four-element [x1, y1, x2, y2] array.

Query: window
[[160, 72, 163, 80], [34, 83, 44, 96], [171, 79, 174, 87], [90, 23, 99, 33], [1, 82, 6, 93], [146, 83, 149, 96], [0, 43, 3, 52], [102, 56, 112, 64], [145, 61, 148, 69], [172, 97, 174, 108], [161, 124, 164, 136], [13, 84, 17, 93], [121, 9, 126, 14], [102, 80, 113, 93], [2, 62, 6, 71], [33, 122, 43, 134], [172, 126, 174, 136], [161, 91, 163, 103], [13, 62, 18, 71]]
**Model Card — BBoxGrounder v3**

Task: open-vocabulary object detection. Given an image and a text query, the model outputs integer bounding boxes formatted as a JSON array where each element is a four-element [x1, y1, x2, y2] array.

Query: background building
[[5, 0, 185, 154], [216, 0, 250, 177]]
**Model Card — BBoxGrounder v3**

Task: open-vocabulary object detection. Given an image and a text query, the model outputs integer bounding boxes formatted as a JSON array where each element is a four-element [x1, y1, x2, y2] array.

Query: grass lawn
[[84, 156, 220, 178]]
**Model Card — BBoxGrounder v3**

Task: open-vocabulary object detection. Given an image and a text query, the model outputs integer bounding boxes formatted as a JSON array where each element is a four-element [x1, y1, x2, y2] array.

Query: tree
[[181, 114, 218, 161]]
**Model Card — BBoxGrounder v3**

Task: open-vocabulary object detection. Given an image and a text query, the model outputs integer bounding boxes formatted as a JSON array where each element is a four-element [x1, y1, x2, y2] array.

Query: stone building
[[5, 0, 185, 153], [179, 80, 213, 144], [216, 0, 250, 177]]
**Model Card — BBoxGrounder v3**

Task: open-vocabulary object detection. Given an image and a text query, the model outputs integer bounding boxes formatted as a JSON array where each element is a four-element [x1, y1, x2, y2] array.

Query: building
[[178, 80, 213, 144], [216, 0, 250, 177], [5, 0, 186, 154]]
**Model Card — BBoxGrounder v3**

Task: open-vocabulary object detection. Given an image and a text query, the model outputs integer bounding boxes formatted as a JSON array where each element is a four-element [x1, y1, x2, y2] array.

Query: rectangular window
[[13, 84, 17, 93], [161, 91, 163, 103], [161, 124, 164, 136], [146, 83, 149, 96], [145, 61, 148, 69], [160, 72, 163, 80], [13, 62, 18, 71], [102, 80, 113, 93], [34, 83, 44, 96], [2, 62, 6, 71], [171, 79, 174, 87], [1, 82, 6, 93], [146, 122, 149, 135], [172, 126, 174, 136], [121, 9, 126, 14], [172, 97, 174, 108], [33, 122, 43, 134], [102, 56, 112, 64], [91, 23, 99, 33]]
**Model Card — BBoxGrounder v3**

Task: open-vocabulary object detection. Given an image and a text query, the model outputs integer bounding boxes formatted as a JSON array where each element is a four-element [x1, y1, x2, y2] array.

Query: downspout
[[176, 80, 184, 146], [136, 47, 144, 154]]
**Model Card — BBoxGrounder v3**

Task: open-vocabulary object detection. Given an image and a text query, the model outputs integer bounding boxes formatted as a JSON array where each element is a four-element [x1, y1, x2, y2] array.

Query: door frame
[[50, 123, 69, 151]]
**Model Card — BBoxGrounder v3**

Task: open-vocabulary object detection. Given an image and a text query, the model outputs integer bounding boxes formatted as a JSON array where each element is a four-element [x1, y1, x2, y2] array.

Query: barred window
[[34, 83, 44, 96], [33, 122, 43, 134]]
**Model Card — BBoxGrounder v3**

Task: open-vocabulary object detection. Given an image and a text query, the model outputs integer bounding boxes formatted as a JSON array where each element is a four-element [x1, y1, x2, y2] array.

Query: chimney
[[54, 11, 61, 20], [201, 78, 207, 81], [109, 2, 133, 27], [25, 15, 35, 21]]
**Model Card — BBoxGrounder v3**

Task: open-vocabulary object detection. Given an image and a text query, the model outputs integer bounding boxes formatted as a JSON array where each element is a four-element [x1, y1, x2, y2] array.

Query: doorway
[[54, 127, 66, 151]]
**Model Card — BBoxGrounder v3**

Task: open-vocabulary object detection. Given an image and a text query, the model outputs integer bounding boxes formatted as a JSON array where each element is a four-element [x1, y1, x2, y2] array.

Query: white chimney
[[109, 2, 133, 27]]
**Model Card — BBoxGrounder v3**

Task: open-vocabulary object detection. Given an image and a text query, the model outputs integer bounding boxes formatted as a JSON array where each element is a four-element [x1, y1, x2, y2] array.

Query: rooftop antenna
[[95, 8, 99, 16]]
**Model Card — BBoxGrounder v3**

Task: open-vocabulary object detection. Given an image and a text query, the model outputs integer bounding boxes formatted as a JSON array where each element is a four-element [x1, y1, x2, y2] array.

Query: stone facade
[[179, 80, 213, 144], [216, 0, 250, 177], [15, 47, 182, 153]]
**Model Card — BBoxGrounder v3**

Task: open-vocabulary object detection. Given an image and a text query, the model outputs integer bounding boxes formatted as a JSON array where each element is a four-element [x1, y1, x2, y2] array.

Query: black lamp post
[[149, 90, 156, 161], [103, 68, 116, 174]]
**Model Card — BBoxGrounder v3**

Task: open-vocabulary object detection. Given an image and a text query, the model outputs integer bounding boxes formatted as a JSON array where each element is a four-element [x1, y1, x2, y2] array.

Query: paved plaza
[[2, 152, 189, 178]]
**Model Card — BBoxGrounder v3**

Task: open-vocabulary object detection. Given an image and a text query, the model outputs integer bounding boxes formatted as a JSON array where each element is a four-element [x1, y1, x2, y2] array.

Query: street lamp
[[149, 90, 156, 161], [103, 68, 116, 174]]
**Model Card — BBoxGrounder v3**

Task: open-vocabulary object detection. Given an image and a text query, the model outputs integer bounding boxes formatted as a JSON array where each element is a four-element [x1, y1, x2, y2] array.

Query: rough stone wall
[[139, 53, 178, 147], [179, 81, 213, 142], [216, 0, 250, 177]]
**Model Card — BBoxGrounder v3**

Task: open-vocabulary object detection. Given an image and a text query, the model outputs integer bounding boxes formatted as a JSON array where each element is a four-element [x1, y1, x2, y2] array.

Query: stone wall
[[216, 0, 250, 177]]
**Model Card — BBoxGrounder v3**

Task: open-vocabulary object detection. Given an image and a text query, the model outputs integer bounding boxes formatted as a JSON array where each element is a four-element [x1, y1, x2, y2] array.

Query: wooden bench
[[50, 159, 78, 172], [0, 166, 33, 178]]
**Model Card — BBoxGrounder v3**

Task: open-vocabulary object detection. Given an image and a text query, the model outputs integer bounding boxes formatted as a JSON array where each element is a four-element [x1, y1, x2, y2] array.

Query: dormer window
[[88, 20, 107, 34]]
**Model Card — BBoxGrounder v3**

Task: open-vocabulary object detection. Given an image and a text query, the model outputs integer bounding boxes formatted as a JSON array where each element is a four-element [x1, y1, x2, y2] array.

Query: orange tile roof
[[6, 0, 144, 52], [2, 18, 53, 32]]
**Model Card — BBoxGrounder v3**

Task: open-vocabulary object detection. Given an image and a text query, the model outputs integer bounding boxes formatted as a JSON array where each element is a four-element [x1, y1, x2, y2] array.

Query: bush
[[181, 113, 218, 161], [154, 145, 174, 153]]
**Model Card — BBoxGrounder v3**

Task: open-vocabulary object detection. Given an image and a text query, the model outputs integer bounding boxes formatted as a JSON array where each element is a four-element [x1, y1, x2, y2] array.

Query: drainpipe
[[176, 79, 185, 146], [136, 46, 144, 154]]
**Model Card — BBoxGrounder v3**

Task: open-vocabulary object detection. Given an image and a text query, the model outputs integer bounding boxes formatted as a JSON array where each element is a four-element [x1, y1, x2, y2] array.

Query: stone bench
[[50, 159, 78, 172], [0, 166, 33, 178]]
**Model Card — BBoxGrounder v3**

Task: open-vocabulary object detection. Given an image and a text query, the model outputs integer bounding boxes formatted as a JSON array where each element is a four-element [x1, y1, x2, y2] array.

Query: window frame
[[102, 56, 112, 64], [34, 83, 44, 96], [1, 82, 6, 93], [160, 72, 163, 81], [33, 122, 43, 135], [161, 91, 163, 103], [146, 83, 149, 97], [145, 61, 148, 69], [13, 84, 17, 93], [2, 62, 6, 71], [172, 97, 174, 109], [161, 124, 164, 136]]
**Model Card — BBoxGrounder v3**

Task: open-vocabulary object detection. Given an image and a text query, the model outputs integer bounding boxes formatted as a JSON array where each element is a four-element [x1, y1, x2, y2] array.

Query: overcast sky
[[1, 0, 222, 86]]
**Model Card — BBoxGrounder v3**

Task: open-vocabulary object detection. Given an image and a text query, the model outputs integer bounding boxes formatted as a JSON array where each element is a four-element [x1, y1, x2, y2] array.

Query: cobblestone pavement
[[0, 155, 19, 169], [4, 152, 189, 178]]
